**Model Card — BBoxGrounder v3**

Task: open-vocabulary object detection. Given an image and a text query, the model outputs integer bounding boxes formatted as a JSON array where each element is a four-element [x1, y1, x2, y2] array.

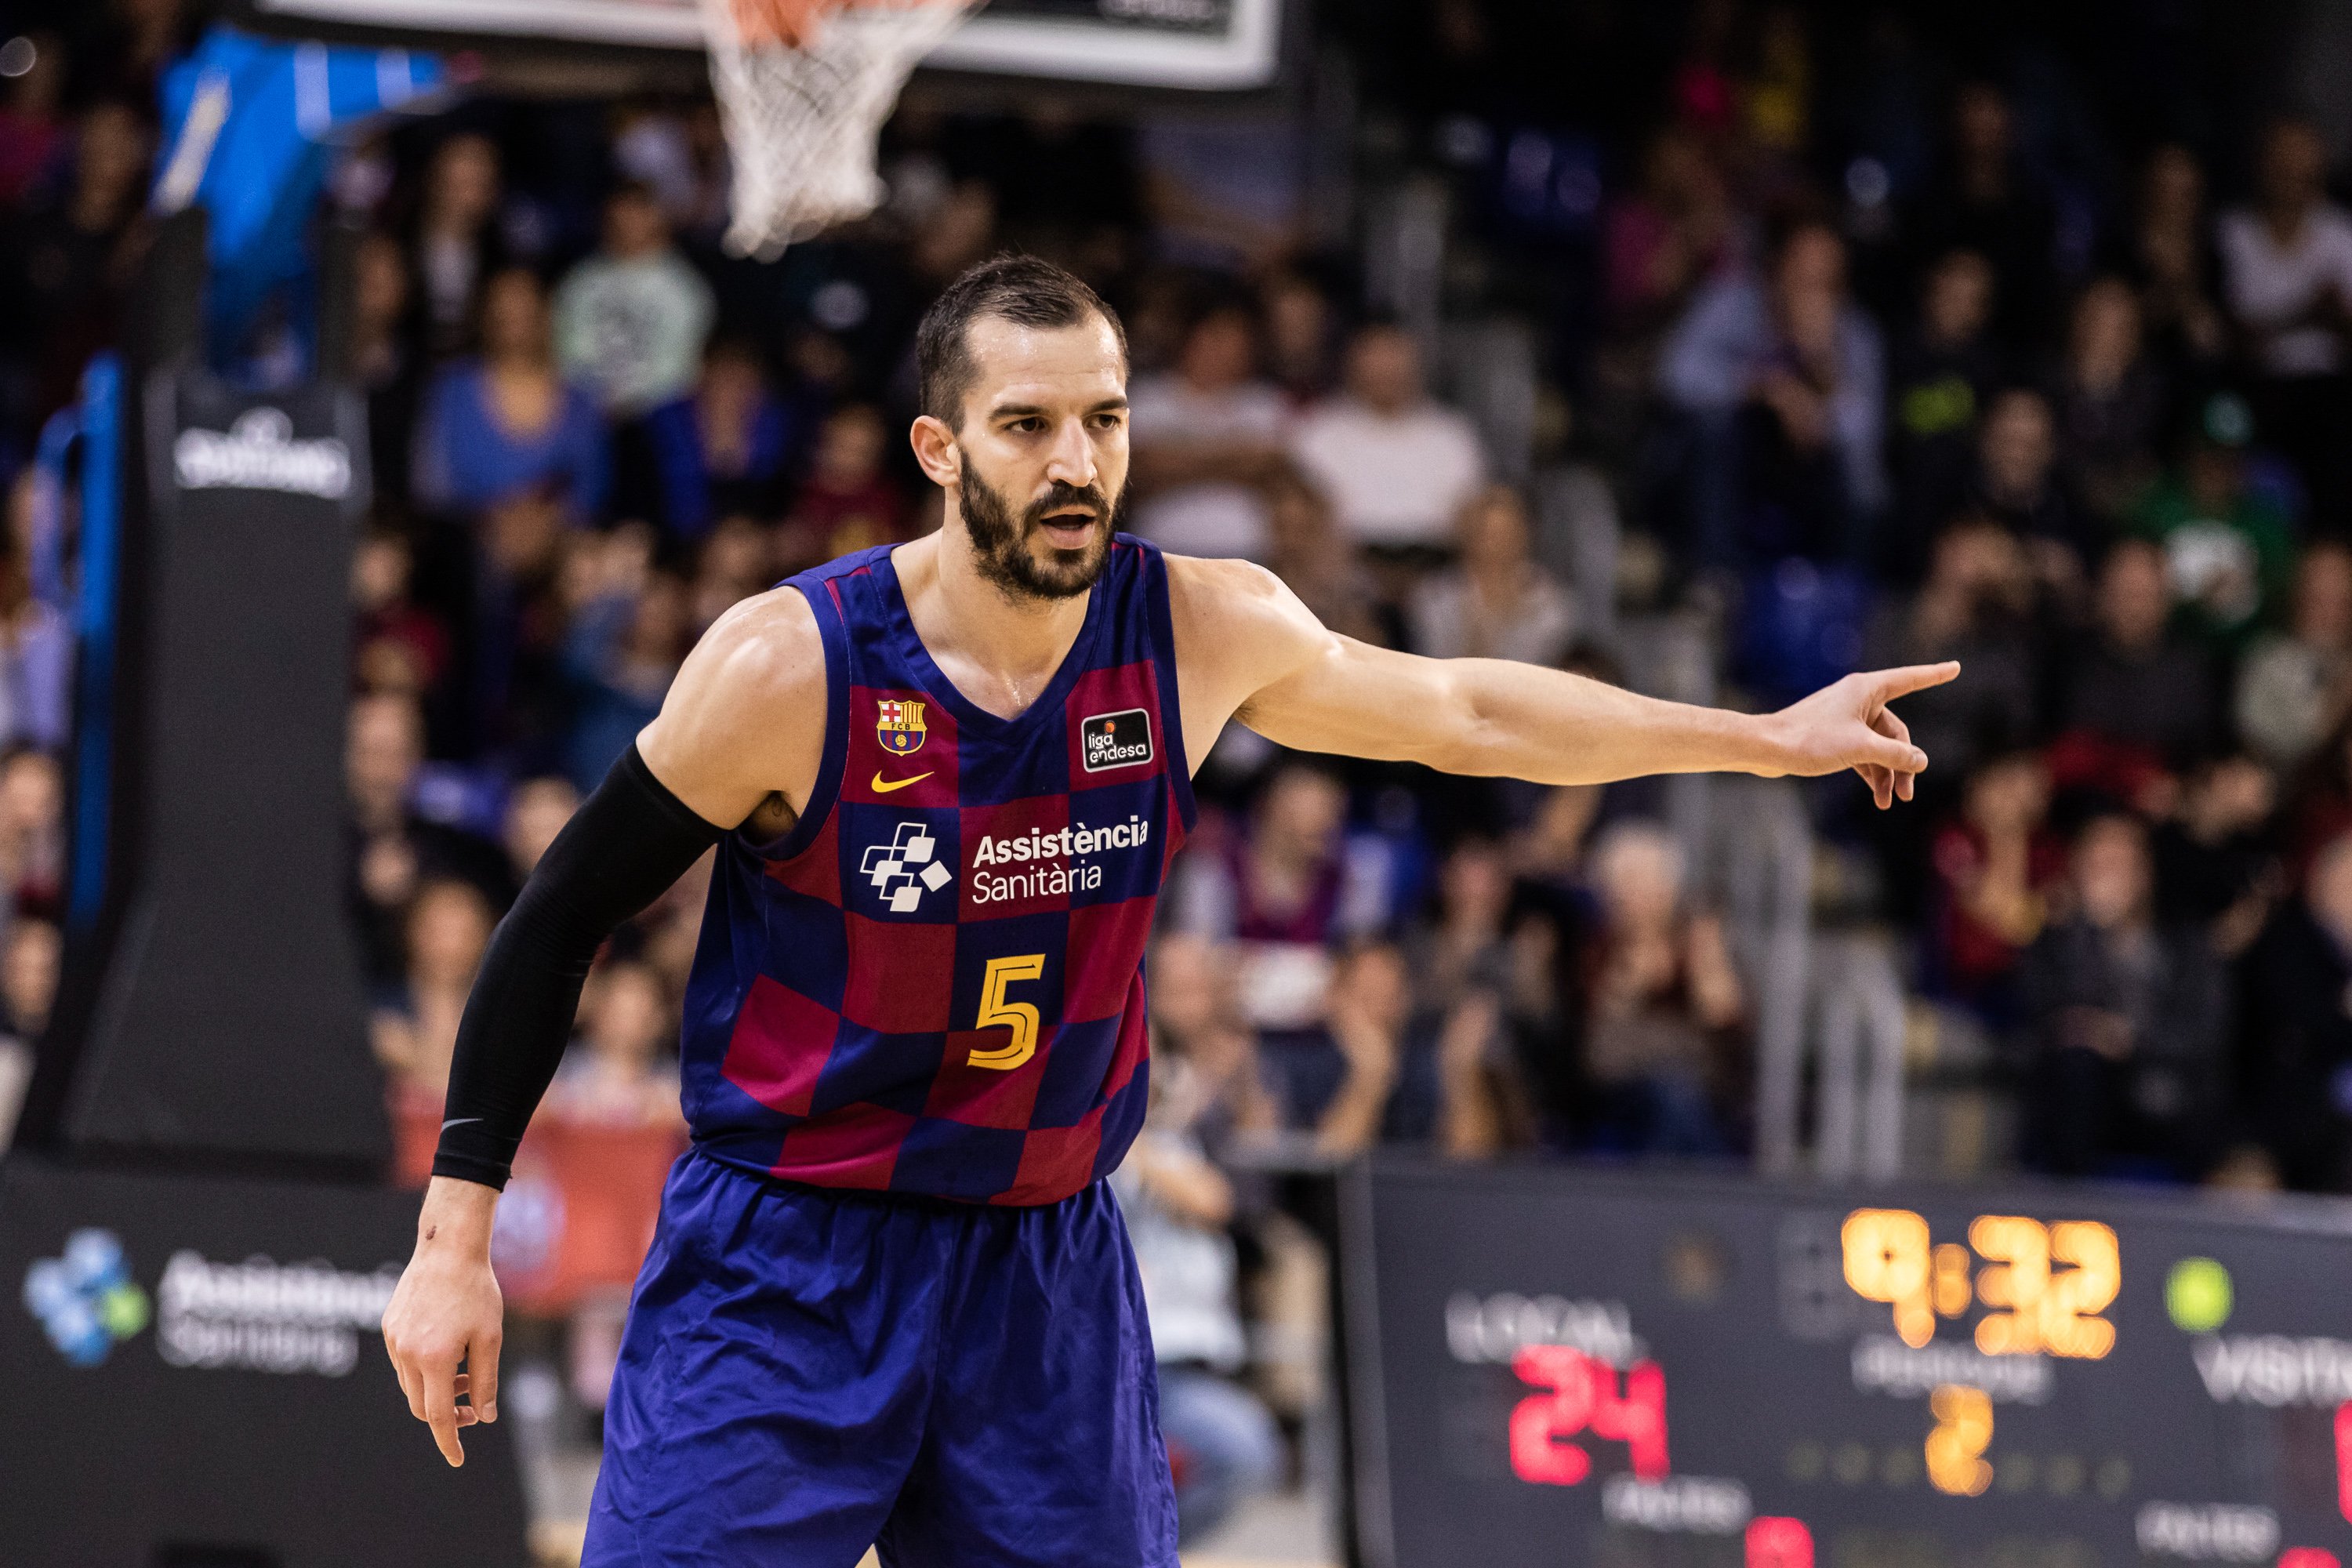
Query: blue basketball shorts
[[581, 1149, 1180, 1567]]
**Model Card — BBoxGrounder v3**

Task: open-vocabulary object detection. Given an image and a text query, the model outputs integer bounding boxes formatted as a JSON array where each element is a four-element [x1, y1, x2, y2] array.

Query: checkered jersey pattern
[[678, 538, 1196, 1205]]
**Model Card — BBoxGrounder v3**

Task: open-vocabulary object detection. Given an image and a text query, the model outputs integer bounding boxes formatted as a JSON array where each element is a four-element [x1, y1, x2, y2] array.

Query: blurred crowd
[[14, 0, 2352, 1543]]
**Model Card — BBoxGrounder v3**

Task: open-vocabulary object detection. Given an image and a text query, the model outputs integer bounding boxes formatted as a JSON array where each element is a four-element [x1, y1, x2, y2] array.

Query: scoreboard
[[1338, 1160, 2352, 1568]]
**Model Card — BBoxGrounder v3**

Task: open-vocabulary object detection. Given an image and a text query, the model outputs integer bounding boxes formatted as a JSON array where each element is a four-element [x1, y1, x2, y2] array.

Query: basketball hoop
[[701, 0, 977, 260]]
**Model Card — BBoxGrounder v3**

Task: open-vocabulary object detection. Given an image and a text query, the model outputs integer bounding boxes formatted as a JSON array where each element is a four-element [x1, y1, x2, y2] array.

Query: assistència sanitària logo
[[22, 1228, 151, 1366]]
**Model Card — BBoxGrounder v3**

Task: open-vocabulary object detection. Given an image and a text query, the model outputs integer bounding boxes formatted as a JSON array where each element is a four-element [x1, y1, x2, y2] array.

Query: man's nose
[[1043, 419, 1096, 490]]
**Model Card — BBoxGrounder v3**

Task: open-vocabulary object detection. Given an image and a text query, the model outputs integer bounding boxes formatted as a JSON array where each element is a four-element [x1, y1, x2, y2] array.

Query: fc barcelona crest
[[877, 699, 927, 756]]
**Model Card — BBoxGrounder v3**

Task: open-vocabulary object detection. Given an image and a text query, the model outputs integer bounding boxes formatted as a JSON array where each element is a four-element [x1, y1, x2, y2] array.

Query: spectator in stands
[[412, 267, 608, 526], [2245, 829, 2352, 1189], [2, 917, 57, 1047], [612, 102, 727, 241], [547, 960, 684, 1128], [500, 775, 579, 903], [1888, 249, 2001, 552], [1908, 81, 2056, 350], [2053, 538, 2222, 789], [1396, 837, 1541, 1158], [1172, 760, 1395, 1036], [1514, 782, 1603, 902], [1503, 786, 1600, 1142], [1112, 1056, 1283, 1544], [1314, 939, 1414, 1155], [346, 692, 503, 980], [1145, 933, 1277, 1156], [1602, 125, 1734, 340], [350, 232, 424, 507], [1261, 470, 1387, 648], [554, 182, 715, 421], [0, 913, 57, 1150], [0, 528, 71, 753], [2132, 392, 2295, 646], [2238, 539, 2352, 771], [0, 746, 64, 924], [1929, 751, 2063, 1018], [0, 31, 67, 208], [7, 101, 149, 413], [352, 528, 449, 702], [633, 339, 794, 543], [2053, 278, 2168, 525], [2020, 814, 2227, 1180], [2152, 753, 2280, 961], [407, 132, 507, 361], [539, 958, 691, 1413], [1129, 302, 1290, 559], [2220, 118, 2352, 526], [561, 554, 690, 797], [371, 875, 495, 1103], [1865, 516, 2043, 802], [781, 405, 907, 568], [1405, 485, 1576, 665], [1957, 388, 2090, 579], [1581, 822, 1746, 1156], [2127, 144, 2228, 381], [689, 515, 778, 631], [1289, 322, 1486, 556], [1261, 270, 1337, 404], [1659, 218, 1886, 572]]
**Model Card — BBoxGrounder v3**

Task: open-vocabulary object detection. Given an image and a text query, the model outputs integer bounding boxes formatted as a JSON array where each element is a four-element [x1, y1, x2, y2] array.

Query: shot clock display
[[1338, 1160, 2352, 1568]]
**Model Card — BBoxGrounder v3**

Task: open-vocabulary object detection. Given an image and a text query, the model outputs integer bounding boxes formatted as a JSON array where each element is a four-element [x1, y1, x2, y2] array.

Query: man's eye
[[1010, 418, 1044, 434]]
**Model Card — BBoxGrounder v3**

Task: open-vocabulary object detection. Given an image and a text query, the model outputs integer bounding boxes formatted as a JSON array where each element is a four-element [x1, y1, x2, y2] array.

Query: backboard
[[238, 0, 1284, 89]]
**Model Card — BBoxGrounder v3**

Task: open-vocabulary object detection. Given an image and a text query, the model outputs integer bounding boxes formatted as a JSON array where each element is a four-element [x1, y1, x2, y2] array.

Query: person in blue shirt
[[412, 267, 608, 527], [627, 338, 796, 543]]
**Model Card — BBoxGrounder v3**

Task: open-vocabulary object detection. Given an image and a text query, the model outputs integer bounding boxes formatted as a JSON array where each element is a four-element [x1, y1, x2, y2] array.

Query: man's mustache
[[1024, 482, 1114, 531]]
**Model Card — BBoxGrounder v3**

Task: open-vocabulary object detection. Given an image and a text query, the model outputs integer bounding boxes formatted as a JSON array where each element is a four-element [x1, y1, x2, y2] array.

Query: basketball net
[[700, 0, 978, 260]]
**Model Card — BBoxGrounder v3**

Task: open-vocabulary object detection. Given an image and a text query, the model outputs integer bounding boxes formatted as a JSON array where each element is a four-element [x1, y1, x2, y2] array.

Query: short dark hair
[[915, 254, 1126, 427]]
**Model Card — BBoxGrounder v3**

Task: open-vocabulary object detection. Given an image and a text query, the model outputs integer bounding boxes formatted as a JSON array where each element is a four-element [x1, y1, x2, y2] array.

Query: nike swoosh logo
[[872, 770, 934, 793], [441, 1117, 481, 1132]]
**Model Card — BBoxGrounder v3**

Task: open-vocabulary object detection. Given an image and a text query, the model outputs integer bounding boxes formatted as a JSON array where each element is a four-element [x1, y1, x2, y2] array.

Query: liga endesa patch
[[1080, 709, 1153, 772]]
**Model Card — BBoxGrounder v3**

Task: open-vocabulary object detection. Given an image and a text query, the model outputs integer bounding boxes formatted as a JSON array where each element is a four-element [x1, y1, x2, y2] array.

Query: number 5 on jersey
[[969, 953, 1047, 1070]]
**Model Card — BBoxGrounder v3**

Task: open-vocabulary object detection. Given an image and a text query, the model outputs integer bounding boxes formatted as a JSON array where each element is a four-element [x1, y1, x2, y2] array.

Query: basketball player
[[382, 256, 1955, 1565]]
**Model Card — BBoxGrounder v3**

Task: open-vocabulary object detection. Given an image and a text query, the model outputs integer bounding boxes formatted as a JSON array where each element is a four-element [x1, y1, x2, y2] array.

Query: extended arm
[[1171, 557, 1955, 808]]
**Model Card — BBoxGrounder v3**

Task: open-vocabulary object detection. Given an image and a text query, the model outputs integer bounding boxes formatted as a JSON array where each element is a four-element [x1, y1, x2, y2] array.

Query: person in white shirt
[[1407, 484, 1578, 665], [1288, 322, 1486, 553], [554, 183, 716, 420], [2221, 120, 2352, 377], [2220, 118, 2352, 523], [1127, 304, 1292, 558]]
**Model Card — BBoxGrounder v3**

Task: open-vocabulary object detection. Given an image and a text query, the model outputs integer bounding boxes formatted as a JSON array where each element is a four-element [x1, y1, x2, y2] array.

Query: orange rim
[[724, 0, 940, 48]]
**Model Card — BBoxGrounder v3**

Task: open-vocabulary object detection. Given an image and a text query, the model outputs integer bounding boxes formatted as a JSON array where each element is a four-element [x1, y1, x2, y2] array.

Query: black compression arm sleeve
[[431, 744, 726, 1189]]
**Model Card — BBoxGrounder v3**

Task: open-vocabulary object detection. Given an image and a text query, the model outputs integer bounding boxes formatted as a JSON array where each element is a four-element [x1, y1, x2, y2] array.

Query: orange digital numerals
[[1840, 1208, 2118, 1358], [1925, 1384, 1994, 1496], [1508, 1344, 1670, 1486]]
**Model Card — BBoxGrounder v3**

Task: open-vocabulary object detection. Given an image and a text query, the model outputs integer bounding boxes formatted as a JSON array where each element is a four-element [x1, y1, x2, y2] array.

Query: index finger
[[1867, 661, 1962, 702], [423, 1366, 468, 1468]]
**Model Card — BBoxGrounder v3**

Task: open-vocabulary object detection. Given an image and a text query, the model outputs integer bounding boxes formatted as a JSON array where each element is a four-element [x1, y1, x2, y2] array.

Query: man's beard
[[957, 456, 1122, 601]]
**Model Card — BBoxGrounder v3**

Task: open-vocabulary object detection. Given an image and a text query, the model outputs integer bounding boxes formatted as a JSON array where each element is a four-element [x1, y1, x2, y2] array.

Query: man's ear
[[909, 415, 962, 489]]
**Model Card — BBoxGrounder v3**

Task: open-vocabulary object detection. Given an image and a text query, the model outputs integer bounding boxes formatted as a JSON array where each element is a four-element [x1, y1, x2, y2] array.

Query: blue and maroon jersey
[[677, 535, 1195, 1205]]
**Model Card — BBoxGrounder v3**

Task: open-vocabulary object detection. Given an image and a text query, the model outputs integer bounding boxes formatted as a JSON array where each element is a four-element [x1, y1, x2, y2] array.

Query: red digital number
[[2336, 1400, 2352, 1524], [2279, 1550, 2339, 1568], [1508, 1345, 1670, 1485], [1747, 1517, 1815, 1568]]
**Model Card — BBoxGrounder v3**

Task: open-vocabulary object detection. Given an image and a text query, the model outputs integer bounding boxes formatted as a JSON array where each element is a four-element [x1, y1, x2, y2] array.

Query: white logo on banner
[[154, 1250, 401, 1377], [173, 408, 352, 499]]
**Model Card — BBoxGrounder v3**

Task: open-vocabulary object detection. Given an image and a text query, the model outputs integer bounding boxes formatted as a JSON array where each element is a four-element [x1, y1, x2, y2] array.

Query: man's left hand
[[1763, 662, 1962, 809]]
